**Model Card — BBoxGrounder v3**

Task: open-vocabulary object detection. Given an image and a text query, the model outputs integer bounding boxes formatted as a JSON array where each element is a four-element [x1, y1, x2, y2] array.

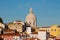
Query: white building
[[38, 30, 47, 40], [30, 32, 38, 38], [26, 27, 31, 34]]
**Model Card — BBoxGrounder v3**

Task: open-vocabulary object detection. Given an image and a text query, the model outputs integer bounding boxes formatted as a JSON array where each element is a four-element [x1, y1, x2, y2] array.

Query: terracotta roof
[[3, 29, 15, 34], [4, 29, 15, 32], [23, 38, 40, 40], [55, 39, 60, 40], [2, 33, 20, 36], [31, 32, 38, 34], [0, 35, 2, 38], [0, 33, 20, 38], [58, 26, 60, 27]]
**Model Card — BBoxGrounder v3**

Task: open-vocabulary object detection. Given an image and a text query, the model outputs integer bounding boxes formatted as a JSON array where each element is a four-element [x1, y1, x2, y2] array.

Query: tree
[[0, 17, 3, 23]]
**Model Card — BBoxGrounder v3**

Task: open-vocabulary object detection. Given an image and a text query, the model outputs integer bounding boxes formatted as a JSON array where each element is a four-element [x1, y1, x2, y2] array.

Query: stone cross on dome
[[30, 8, 33, 13]]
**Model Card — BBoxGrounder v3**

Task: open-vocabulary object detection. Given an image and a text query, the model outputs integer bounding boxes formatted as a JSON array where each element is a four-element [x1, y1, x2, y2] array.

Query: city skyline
[[0, 0, 60, 27]]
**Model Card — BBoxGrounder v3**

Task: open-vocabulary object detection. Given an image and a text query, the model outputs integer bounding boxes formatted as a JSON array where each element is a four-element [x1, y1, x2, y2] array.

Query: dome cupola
[[26, 8, 37, 27]]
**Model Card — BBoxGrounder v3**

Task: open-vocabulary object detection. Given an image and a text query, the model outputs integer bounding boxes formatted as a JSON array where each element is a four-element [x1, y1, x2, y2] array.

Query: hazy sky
[[0, 0, 60, 27]]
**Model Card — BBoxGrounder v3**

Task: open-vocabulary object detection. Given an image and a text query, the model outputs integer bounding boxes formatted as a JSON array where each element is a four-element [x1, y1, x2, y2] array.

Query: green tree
[[0, 17, 3, 24]]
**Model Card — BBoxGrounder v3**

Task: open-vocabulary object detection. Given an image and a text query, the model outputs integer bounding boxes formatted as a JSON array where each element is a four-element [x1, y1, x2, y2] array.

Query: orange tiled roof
[[2, 33, 20, 36], [31, 32, 38, 34]]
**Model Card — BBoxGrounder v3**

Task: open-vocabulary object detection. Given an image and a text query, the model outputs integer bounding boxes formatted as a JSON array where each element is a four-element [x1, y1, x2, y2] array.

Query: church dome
[[26, 8, 36, 21], [26, 8, 37, 27]]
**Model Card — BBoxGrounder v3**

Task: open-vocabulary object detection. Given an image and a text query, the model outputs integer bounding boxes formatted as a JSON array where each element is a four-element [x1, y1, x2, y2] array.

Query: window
[[51, 29, 56, 31], [51, 29, 53, 31], [55, 29, 56, 31]]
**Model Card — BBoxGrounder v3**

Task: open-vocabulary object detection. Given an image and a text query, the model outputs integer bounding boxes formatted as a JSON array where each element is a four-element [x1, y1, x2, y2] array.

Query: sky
[[0, 0, 60, 27]]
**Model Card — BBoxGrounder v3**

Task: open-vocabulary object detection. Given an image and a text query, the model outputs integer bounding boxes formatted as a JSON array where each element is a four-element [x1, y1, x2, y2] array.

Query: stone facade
[[8, 21, 24, 33]]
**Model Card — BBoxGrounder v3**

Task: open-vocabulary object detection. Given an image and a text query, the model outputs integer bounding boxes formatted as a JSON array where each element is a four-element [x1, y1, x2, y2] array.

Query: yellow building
[[36, 25, 60, 37], [49, 25, 60, 36]]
